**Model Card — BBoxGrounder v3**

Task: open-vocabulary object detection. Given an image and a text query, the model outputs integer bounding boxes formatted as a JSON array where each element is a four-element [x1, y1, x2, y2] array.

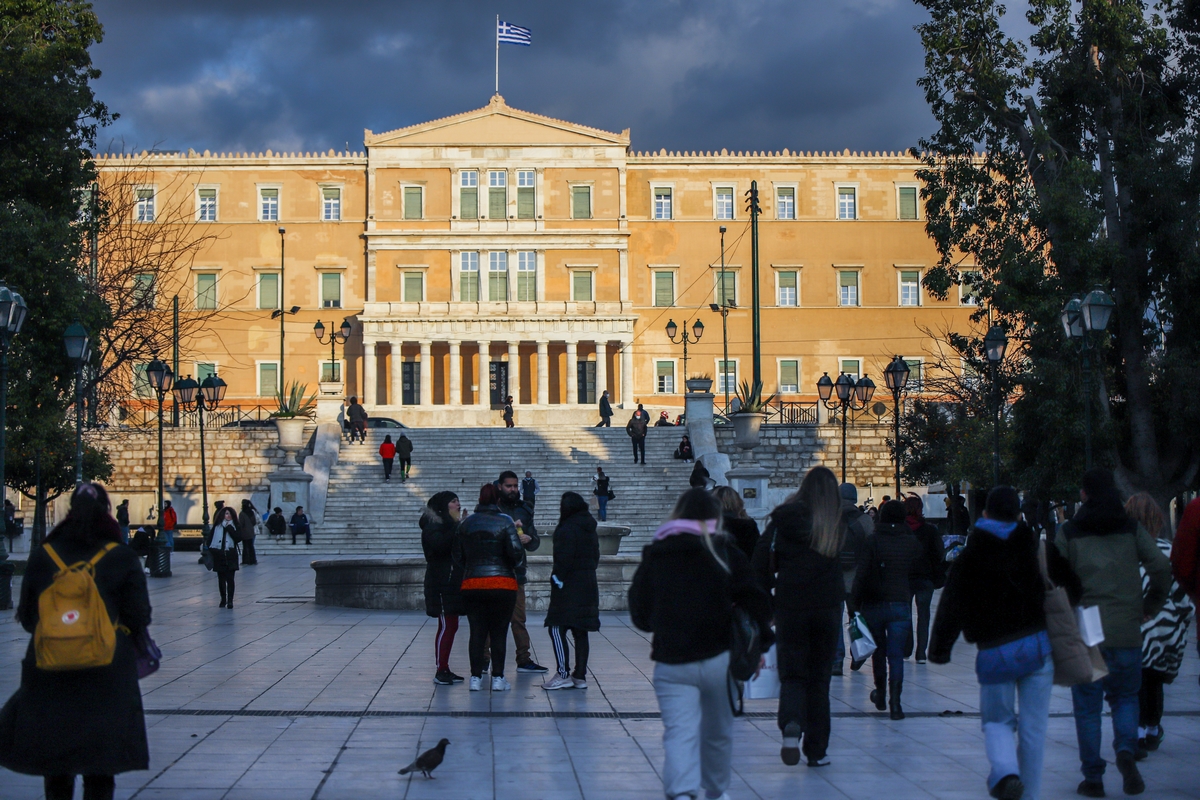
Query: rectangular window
[[572, 271, 593, 302], [837, 187, 856, 220], [196, 362, 217, 383], [260, 188, 279, 221], [322, 187, 341, 221], [960, 270, 980, 306], [135, 188, 155, 222], [258, 273, 279, 310], [779, 360, 799, 393], [198, 188, 217, 222], [132, 363, 152, 398], [656, 361, 675, 394], [403, 272, 423, 302], [777, 271, 797, 306], [838, 270, 859, 307], [900, 270, 921, 306], [133, 273, 155, 309], [840, 359, 861, 380], [653, 187, 673, 220], [195, 273, 217, 310], [516, 251, 536, 301], [258, 362, 279, 397], [717, 270, 737, 306], [898, 186, 918, 220], [488, 170, 507, 219], [654, 271, 674, 307], [460, 252, 479, 301], [320, 273, 342, 308], [571, 185, 592, 219], [905, 359, 923, 391], [517, 170, 535, 219], [403, 187, 422, 220], [488, 252, 508, 301], [460, 171, 478, 219], [320, 361, 341, 383], [777, 186, 795, 220], [715, 187, 734, 220], [717, 360, 737, 395]]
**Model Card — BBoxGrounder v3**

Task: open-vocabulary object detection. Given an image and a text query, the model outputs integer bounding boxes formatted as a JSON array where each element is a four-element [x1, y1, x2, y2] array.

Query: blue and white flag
[[497, 20, 532, 46]]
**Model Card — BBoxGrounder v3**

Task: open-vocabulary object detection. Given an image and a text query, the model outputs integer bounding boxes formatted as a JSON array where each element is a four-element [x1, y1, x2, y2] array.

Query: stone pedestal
[[316, 381, 344, 422], [726, 461, 772, 519], [267, 468, 313, 522], [685, 391, 730, 485]]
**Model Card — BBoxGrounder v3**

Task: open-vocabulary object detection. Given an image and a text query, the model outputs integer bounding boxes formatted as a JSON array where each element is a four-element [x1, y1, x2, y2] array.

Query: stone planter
[[686, 377, 714, 394], [537, 524, 631, 557], [274, 417, 309, 450], [731, 412, 766, 450]]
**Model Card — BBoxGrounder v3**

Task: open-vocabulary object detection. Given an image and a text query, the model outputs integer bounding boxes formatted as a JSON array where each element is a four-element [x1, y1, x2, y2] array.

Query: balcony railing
[[102, 403, 277, 430]]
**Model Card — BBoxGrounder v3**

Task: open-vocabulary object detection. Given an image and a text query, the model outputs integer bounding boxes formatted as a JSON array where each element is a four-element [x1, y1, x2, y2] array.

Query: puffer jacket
[[753, 501, 844, 612], [1142, 538, 1194, 678], [545, 511, 601, 631], [421, 508, 463, 617], [839, 501, 872, 577], [452, 504, 527, 587], [849, 521, 923, 610]]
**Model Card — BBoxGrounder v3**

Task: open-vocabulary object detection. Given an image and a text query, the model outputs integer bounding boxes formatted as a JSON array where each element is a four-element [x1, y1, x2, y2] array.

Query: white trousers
[[653, 651, 733, 800]]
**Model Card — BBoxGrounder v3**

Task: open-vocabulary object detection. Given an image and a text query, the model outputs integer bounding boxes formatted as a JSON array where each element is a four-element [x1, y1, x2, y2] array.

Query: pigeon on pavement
[[398, 738, 450, 779]]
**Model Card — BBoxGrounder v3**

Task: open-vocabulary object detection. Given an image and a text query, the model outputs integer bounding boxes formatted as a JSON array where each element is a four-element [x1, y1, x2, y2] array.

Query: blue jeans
[[1071, 647, 1142, 781], [863, 602, 912, 687], [981, 656, 1054, 800], [596, 494, 608, 521]]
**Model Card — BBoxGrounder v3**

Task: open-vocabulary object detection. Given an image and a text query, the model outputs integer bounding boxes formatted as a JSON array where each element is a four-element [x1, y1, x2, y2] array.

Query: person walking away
[[674, 435, 694, 462], [1056, 468, 1172, 797], [502, 395, 515, 428], [834, 483, 873, 674], [689, 460, 711, 490], [1171, 496, 1200, 666], [850, 499, 923, 719], [596, 389, 613, 427], [0, 483, 151, 800], [713, 485, 759, 559], [1123, 493, 1193, 754], [592, 467, 611, 522], [930, 486, 1080, 800], [115, 499, 130, 544], [543, 492, 601, 690], [347, 396, 368, 443], [421, 491, 465, 685], [161, 501, 177, 551], [905, 495, 946, 664], [379, 435, 396, 482], [497, 471, 547, 673], [290, 506, 311, 545], [752, 466, 845, 767], [453, 484, 527, 691], [266, 507, 286, 540], [630, 488, 774, 800], [627, 405, 649, 465], [238, 499, 258, 566], [397, 432, 413, 480], [521, 471, 540, 509], [208, 506, 242, 608]]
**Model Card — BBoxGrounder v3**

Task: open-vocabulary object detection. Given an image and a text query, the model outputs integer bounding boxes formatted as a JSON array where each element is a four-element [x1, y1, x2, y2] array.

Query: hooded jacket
[[545, 510, 601, 631], [849, 520, 923, 609], [453, 504, 527, 588], [420, 506, 463, 617]]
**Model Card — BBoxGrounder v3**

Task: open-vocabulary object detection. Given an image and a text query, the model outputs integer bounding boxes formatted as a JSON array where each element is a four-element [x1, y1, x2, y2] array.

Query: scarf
[[653, 518, 719, 541], [975, 517, 1018, 540]]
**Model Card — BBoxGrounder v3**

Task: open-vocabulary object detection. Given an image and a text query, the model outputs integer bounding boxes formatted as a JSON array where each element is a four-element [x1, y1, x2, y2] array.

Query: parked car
[[365, 417, 407, 429], [222, 418, 276, 429], [674, 413, 731, 426]]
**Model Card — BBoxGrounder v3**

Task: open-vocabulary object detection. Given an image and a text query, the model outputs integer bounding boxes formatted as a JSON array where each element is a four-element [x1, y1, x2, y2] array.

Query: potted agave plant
[[271, 381, 317, 450], [731, 380, 776, 450]]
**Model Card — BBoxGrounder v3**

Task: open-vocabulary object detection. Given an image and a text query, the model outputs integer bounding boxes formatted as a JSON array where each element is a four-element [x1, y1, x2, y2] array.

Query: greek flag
[[498, 20, 532, 46]]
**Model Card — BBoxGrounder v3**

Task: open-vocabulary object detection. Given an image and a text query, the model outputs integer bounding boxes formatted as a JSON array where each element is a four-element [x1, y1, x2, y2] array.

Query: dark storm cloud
[[89, 0, 935, 155]]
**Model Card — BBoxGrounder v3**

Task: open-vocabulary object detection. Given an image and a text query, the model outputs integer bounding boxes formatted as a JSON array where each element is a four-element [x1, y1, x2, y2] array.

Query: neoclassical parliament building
[[99, 95, 975, 425]]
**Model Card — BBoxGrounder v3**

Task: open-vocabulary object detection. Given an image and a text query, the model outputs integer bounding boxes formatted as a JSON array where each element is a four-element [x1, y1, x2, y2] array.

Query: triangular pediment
[[366, 95, 629, 147]]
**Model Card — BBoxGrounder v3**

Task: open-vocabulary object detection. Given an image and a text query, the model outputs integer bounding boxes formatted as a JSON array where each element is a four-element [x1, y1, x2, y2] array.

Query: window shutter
[[899, 187, 918, 220], [839, 270, 858, 287], [460, 188, 477, 219], [259, 363, 278, 396], [517, 187, 535, 219], [654, 272, 673, 307], [905, 359, 922, 387], [197, 362, 216, 382], [404, 273, 423, 302], [258, 273, 279, 309], [321, 273, 341, 307], [718, 271, 736, 305], [196, 274, 217, 309], [779, 271, 796, 290], [572, 186, 591, 219], [573, 272, 592, 301], [901, 270, 919, 284], [780, 360, 798, 389], [657, 362, 672, 377], [404, 187, 422, 219], [489, 188, 506, 219]]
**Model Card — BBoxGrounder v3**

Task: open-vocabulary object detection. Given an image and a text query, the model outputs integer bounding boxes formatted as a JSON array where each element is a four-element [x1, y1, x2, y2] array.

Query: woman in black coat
[[904, 496, 945, 664], [542, 492, 600, 691], [714, 485, 760, 559], [421, 491, 464, 685], [753, 466, 845, 767], [238, 498, 259, 566], [0, 483, 151, 800], [208, 506, 241, 608]]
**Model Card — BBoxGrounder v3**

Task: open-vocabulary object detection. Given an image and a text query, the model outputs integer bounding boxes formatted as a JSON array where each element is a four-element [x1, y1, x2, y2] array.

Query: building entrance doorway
[[489, 362, 509, 406], [577, 361, 596, 405], [401, 361, 420, 405]]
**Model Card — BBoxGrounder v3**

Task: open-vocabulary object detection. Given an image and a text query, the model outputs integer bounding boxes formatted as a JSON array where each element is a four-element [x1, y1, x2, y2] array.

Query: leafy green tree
[[912, 0, 1200, 506]]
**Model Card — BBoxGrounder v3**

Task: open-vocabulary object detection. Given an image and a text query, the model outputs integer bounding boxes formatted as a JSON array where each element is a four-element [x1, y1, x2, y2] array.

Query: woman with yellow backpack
[[0, 482, 152, 800]]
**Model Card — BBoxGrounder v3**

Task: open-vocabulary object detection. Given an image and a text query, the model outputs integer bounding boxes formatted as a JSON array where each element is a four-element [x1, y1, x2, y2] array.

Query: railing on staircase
[[104, 403, 276, 430]]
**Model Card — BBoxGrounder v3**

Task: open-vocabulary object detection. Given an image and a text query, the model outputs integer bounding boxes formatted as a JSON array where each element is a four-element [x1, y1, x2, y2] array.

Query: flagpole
[[495, 15, 499, 95]]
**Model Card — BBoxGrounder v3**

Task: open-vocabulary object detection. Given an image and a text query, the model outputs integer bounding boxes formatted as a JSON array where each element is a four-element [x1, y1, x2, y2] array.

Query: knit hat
[[839, 483, 858, 503], [427, 491, 459, 521]]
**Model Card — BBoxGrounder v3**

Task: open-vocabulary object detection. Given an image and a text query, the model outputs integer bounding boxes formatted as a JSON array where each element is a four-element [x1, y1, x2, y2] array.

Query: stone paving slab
[[1, 554, 1197, 799]]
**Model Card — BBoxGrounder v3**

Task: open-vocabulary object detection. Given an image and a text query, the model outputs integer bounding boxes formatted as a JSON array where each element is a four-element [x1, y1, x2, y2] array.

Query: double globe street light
[[313, 318, 353, 383], [817, 371, 876, 484], [665, 318, 704, 388], [1061, 288, 1116, 469], [171, 373, 227, 541]]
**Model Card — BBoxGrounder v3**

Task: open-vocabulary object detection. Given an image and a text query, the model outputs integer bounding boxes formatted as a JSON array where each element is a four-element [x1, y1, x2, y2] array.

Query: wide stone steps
[[254, 426, 693, 556]]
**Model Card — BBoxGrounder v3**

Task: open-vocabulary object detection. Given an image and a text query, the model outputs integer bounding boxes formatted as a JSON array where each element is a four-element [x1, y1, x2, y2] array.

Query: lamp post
[[984, 325, 1009, 485], [277, 227, 286, 389], [63, 322, 91, 486], [1061, 288, 1115, 470], [665, 318, 704, 388], [817, 371, 876, 483], [883, 355, 911, 497], [172, 372, 227, 541], [709, 225, 736, 412], [145, 356, 174, 530], [313, 318, 352, 382], [0, 285, 28, 532]]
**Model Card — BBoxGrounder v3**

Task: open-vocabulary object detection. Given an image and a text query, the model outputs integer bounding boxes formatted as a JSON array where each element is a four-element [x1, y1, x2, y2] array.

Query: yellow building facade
[[98, 96, 975, 425]]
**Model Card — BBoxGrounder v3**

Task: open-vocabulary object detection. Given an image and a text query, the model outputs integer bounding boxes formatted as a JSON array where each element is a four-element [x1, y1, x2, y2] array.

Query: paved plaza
[[1, 554, 1197, 800]]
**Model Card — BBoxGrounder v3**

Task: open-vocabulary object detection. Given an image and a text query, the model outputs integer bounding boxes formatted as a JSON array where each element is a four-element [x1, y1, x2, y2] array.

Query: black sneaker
[[990, 774, 1024, 800], [1142, 724, 1164, 751], [433, 670, 455, 685], [517, 661, 549, 673], [780, 722, 801, 766], [1116, 751, 1144, 795], [447, 671, 465, 683], [1077, 780, 1106, 798]]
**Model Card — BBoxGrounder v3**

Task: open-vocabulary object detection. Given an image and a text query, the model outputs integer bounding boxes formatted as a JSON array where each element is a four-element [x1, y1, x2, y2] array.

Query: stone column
[[448, 341, 462, 406], [596, 341, 608, 396], [507, 341, 520, 402], [537, 340, 549, 405], [362, 341, 377, 405], [419, 341, 433, 406], [477, 341, 491, 406], [566, 341, 579, 405], [621, 340, 634, 408], [390, 341, 403, 406]]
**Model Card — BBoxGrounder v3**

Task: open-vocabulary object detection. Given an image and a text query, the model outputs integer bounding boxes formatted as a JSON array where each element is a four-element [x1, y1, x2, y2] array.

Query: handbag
[[200, 546, 215, 571], [132, 628, 163, 679], [606, 489, 615, 501], [728, 604, 763, 681], [1038, 541, 1109, 686]]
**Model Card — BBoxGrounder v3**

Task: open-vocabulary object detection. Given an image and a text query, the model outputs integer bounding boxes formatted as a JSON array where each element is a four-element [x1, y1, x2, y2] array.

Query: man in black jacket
[[833, 483, 873, 674], [596, 389, 613, 427], [497, 470, 547, 673], [626, 406, 649, 464], [347, 396, 368, 443]]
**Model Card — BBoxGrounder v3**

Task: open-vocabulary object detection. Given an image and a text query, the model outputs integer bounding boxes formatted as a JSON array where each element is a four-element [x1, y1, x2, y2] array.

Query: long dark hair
[[798, 467, 843, 558], [217, 506, 238, 525], [559, 491, 590, 525], [45, 483, 120, 548]]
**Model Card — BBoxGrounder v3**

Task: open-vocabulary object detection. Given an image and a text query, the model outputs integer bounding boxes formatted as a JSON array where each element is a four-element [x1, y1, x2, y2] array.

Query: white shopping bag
[[849, 612, 877, 661], [745, 643, 780, 699], [1075, 606, 1105, 647]]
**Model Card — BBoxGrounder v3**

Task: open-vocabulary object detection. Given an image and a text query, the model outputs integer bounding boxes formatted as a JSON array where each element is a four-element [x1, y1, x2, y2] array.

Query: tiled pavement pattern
[[1, 555, 1197, 800]]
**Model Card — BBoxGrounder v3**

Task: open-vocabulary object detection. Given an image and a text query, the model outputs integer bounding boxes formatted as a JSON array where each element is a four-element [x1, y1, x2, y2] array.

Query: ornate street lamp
[[984, 325, 1009, 485], [1061, 288, 1114, 469], [0, 285, 27, 546], [172, 372, 226, 541], [63, 322, 91, 486], [145, 356, 174, 534], [314, 318, 353, 383], [817, 371, 876, 483], [883, 355, 911, 496], [665, 318, 704, 389]]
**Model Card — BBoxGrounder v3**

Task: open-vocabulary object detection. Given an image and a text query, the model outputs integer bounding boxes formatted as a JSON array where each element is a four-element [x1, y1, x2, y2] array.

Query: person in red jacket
[[161, 500, 177, 549], [379, 435, 396, 482]]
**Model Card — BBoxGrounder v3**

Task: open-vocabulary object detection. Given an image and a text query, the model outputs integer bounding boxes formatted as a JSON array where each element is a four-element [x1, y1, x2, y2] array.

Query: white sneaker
[[469, 676, 483, 691], [572, 677, 588, 689], [542, 674, 574, 691], [491, 676, 511, 692]]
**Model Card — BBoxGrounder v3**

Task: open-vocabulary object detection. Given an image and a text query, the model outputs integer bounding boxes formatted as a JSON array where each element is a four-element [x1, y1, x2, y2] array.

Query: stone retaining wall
[[715, 423, 896, 493]]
